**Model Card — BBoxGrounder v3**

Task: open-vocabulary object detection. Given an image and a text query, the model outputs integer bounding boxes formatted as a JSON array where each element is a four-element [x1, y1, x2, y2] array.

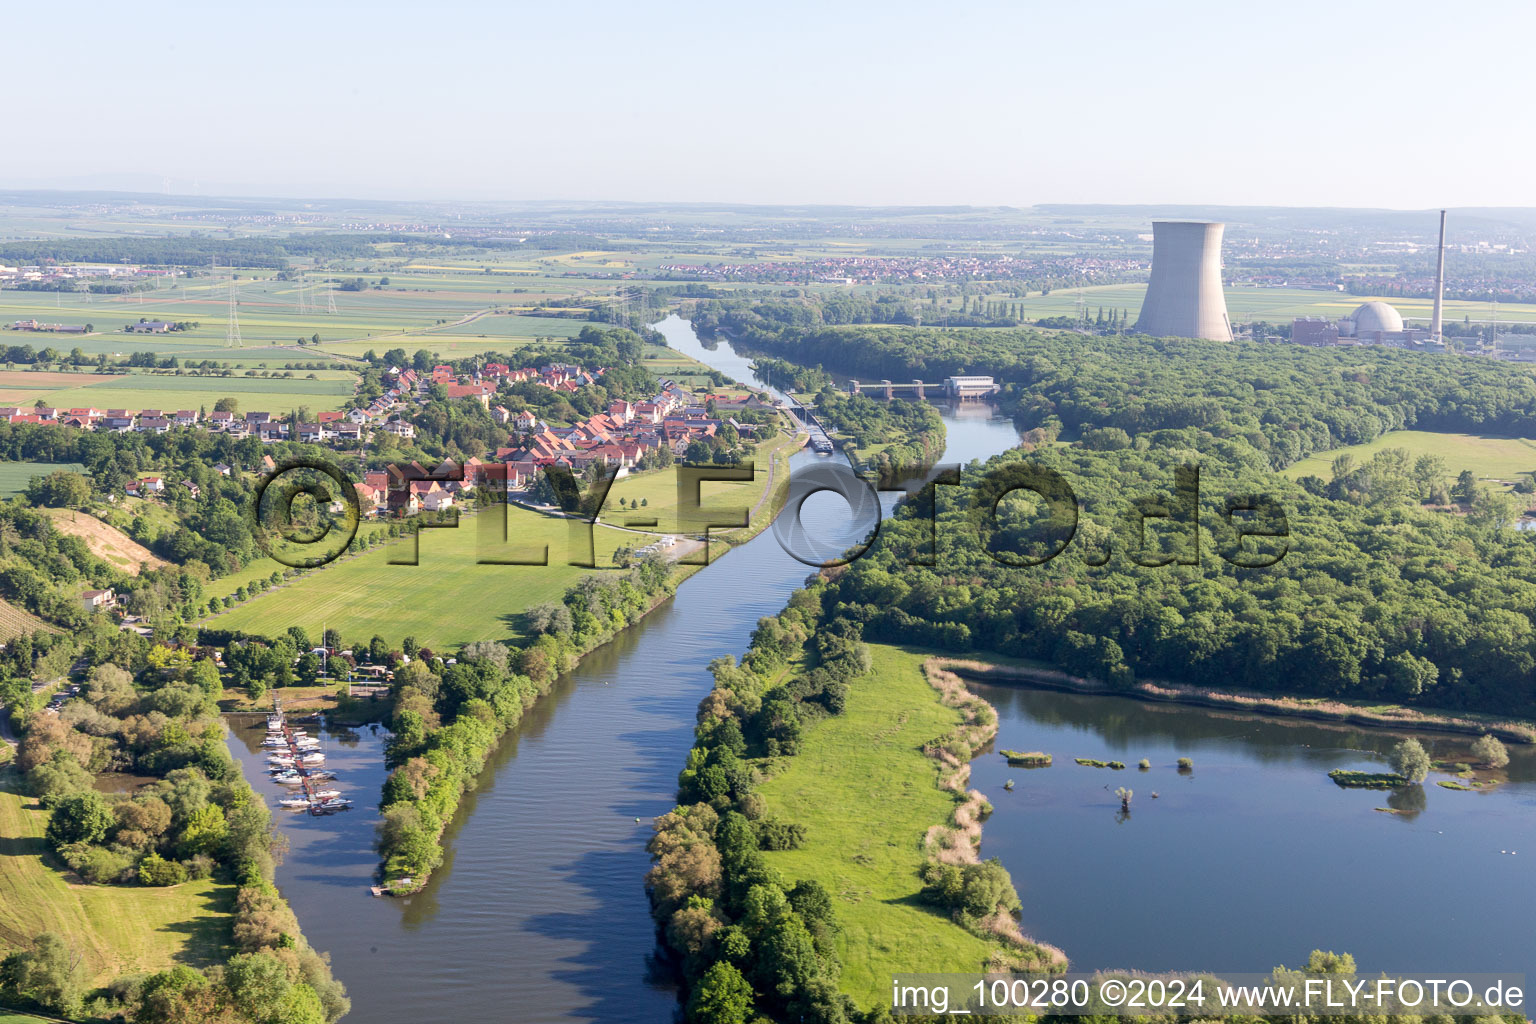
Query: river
[[229, 316, 1534, 1018], [228, 315, 1026, 1023]]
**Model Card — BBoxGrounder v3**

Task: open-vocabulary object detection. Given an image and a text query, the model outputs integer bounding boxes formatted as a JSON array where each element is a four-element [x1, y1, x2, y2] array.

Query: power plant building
[[1133, 221, 1233, 341], [1291, 301, 1438, 350]]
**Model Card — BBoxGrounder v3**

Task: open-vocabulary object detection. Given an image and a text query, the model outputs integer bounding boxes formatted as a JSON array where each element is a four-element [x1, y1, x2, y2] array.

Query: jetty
[[266, 699, 351, 815]]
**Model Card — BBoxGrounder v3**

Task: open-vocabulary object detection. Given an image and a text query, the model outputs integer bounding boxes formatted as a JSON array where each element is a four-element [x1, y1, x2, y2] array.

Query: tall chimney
[[1134, 221, 1233, 341], [1431, 209, 1447, 341]]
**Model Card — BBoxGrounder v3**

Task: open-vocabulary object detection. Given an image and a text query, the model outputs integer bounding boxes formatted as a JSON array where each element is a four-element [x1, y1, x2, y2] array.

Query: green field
[[1282, 430, 1536, 484], [753, 644, 1016, 1009], [209, 506, 656, 648], [605, 423, 799, 531], [209, 413, 799, 649], [0, 364, 358, 416], [0, 462, 85, 496], [0, 769, 233, 987]]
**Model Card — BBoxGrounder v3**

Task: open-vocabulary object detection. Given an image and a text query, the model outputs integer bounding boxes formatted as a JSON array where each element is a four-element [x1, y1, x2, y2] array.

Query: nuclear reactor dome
[[1350, 301, 1404, 335]]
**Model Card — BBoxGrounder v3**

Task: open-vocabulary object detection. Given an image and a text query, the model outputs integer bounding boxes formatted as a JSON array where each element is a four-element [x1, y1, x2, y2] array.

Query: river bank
[[933, 657, 1536, 744], [748, 644, 1064, 1010]]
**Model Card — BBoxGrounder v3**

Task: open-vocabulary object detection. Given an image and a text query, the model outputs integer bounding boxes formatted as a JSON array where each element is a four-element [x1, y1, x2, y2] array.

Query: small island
[[1001, 750, 1052, 767]]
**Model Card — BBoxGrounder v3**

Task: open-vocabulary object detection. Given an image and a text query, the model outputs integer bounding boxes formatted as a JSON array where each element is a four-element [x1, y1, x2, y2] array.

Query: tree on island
[[1471, 734, 1510, 768], [1390, 738, 1431, 784]]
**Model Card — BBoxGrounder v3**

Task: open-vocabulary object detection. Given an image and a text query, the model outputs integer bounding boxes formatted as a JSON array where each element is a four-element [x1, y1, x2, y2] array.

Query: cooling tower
[[1134, 221, 1233, 341]]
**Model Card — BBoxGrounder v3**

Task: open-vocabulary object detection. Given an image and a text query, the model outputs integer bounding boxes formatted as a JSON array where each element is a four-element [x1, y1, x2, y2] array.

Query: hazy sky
[[5, 0, 1533, 208]]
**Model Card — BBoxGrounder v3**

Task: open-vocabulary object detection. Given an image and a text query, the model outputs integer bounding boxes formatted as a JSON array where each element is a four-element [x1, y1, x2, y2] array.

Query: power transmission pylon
[[325, 278, 337, 314], [227, 274, 242, 347]]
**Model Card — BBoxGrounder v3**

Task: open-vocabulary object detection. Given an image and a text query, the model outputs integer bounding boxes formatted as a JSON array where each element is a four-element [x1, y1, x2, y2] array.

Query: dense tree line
[[811, 390, 944, 473], [816, 440, 1536, 714], [694, 302, 1536, 469], [1, 631, 348, 1022], [374, 554, 677, 884], [0, 231, 618, 271]]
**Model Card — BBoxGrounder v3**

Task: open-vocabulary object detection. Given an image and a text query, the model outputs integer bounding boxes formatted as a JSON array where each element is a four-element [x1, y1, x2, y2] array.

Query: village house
[[80, 588, 116, 612]]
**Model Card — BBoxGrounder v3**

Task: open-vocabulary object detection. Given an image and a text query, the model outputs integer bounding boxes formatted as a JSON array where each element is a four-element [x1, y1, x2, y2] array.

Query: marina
[[265, 701, 352, 816]]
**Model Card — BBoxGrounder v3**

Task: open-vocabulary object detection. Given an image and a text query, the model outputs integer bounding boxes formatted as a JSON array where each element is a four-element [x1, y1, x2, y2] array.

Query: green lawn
[[0, 462, 85, 497], [753, 644, 1014, 1010], [1282, 430, 1536, 483], [0, 769, 234, 987], [208, 506, 648, 648], [605, 423, 799, 533]]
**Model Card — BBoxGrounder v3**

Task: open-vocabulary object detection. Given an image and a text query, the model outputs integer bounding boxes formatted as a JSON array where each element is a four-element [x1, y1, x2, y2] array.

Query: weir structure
[[1134, 220, 1233, 342]]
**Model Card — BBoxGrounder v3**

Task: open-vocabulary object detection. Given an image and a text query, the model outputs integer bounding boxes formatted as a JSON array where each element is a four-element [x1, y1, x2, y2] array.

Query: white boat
[[278, 797, 310, 809], [310, 789, 341, 800], [293, 739, 321, 750], [305, 770, 337, 781], [299, 753, 325, 763], [316, 797, 352, 809]]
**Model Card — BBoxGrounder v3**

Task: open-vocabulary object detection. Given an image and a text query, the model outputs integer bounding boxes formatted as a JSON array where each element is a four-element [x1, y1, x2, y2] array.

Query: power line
[[227, 272, 242, 347]]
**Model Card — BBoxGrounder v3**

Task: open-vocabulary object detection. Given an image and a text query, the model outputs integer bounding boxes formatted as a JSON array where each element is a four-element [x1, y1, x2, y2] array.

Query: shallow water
[[968, 684, 1536, 975]]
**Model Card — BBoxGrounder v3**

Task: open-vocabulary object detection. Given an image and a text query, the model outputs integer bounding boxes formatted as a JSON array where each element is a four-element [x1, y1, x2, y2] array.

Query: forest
[[696, 295, 1536, 469], [1, 622, 348, 1022], [814, 439, 1536, 714]]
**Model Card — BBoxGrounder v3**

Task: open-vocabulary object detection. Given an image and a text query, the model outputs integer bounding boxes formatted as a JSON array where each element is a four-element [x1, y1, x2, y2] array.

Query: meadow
[[208, 425, 799, 649], [753, 643, 1011, 1008], [1281, 429, 1536, 484], [0, 462, 85, 496], [208, 506, 649, 648], [0, 769, 233, 986], [604, 424, 799, 533]]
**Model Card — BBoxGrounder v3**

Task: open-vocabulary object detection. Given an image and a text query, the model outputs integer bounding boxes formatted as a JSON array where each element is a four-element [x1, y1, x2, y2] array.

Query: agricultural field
[[1282, 430, 1536, 485], [753, 644, 1012, 1008], [1001, 284, 1536, 328], [0, 462, 85, 497], [0, 769, 234, 986], [0, 366, 357, 416]]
